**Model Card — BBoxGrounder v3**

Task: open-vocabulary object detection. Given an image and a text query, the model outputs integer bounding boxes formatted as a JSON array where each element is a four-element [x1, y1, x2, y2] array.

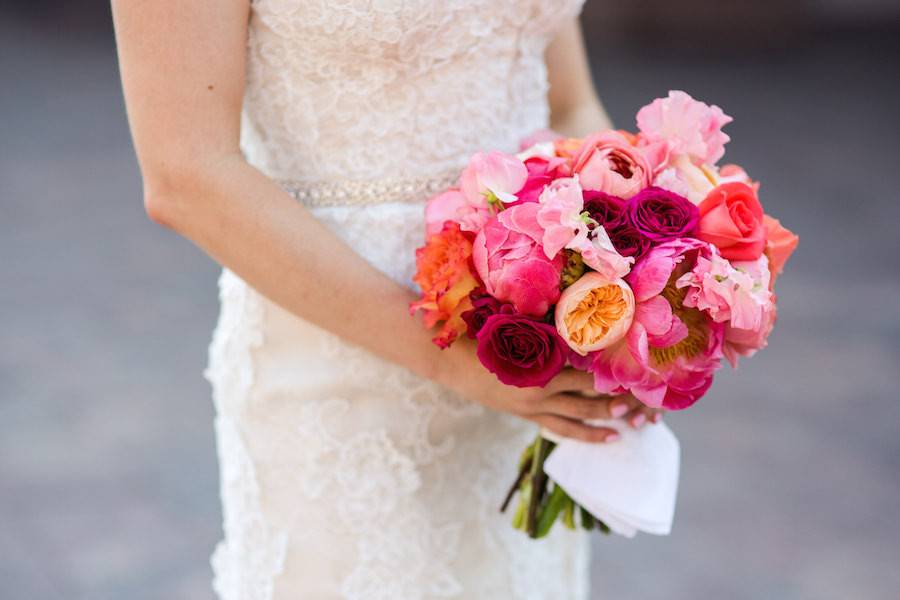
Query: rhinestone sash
[[279, 169, 460, 208]]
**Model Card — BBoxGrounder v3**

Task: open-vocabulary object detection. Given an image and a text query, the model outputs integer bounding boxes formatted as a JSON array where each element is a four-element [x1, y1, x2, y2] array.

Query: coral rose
[[763, 215, 799, 281], [555, 272, 635, 356], [410, 222, 480, 348], [696, 182, 766, 261]]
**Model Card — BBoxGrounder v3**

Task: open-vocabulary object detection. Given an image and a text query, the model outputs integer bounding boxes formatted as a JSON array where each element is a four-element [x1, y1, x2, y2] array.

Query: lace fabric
[[207, 1, 591, 598]]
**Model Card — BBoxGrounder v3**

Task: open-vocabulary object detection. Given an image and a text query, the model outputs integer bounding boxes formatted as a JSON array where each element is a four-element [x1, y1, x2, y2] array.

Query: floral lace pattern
[[208, 0, 591, 598]]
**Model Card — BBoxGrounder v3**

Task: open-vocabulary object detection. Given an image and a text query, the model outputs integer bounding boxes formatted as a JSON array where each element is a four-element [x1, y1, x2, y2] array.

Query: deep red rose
[[475, 312, 567, 388], [607, 223, 652, 260], [583, 190, 627, 229], [461, 289, 506, 339], [626, 186, 699, 242]]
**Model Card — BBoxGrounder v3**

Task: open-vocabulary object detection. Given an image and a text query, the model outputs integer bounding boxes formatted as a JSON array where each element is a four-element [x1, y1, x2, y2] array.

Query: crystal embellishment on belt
[[279, 170, 460, 207]]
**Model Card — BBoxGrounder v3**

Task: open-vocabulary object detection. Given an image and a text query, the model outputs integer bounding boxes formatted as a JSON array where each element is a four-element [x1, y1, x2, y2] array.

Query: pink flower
[[424, 189, 490, 235], [677, 251, 773, 331], [637, 90, 733, 166], [555, 272, 635, 356], [590, 239, 725, 410], [535, 177, 633, 280], [572, 131, 652, 199], [723, 297, 777, 367], [471, 203, 564, 317], [516, 154, 567, 204], [460, 151, 528, 205]]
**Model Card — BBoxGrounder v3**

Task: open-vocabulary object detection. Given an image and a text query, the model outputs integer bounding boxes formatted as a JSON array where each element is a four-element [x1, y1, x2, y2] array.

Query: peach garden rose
[[555, 272, 635, 356]]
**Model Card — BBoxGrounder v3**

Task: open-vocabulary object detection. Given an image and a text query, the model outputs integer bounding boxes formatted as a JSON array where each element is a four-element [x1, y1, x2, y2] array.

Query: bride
[[112, 1, 659, 598]]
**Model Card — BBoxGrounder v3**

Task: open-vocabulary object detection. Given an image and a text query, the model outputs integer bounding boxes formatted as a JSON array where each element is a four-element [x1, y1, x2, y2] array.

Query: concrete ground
[[1, 16, 898, 600]]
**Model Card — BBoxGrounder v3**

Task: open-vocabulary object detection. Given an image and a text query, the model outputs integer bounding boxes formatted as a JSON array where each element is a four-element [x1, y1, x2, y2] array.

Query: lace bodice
[[241, 0, 585, 182]]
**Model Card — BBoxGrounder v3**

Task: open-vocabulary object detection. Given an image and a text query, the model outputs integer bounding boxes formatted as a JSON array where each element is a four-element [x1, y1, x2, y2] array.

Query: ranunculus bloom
[[697, 182, 766, 261], [424, 189, 490, 235], [472, 203, 564, 317], [636, 90, 733, 165], [572, 131, 652, 199], [476, 310, 567, 388], [460, 151, 528, 205], [460, 289, 505, 339], [626, 186, 699, 242], [677, 251, 773, 331], [723, 297, 777, 367], [555, 272, 635, 355], [410, 222, 480, 348], [763, 215, 799, 281], [583, 190, 627, 229], [591, 239, 725, 410]]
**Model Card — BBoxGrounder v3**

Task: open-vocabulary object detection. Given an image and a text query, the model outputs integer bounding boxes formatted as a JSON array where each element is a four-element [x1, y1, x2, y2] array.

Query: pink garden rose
[[590, 239, 725, 410], [472, 203, 564, 317], [572, 131, 652, 199], [637, 90, 733, 166], [460, 151, 528, 205]]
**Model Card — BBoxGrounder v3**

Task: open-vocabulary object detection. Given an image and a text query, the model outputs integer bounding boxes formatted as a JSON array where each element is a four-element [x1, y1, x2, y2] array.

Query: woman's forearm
[[146, 153, 455, 386]]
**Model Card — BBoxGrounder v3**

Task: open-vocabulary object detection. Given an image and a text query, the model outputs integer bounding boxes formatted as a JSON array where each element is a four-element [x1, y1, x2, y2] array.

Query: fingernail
[[630, 413, 646, 428], [650, 413, 661, 424], [610, 400, 628, 418], [604, 433, 620, 443]]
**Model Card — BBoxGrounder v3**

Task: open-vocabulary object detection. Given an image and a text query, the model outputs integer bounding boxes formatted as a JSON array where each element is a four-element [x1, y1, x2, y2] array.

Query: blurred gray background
[[2, 1, 899, 599]]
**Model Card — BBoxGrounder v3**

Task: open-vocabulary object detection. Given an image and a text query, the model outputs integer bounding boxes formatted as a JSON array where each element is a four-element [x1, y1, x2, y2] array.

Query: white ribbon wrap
[[542, 419, 680, 537]]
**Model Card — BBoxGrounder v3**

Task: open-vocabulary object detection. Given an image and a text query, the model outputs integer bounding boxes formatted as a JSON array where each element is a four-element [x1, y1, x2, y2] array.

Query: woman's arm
[[546, 18, 614, 136], [111, 0, 635, 441]]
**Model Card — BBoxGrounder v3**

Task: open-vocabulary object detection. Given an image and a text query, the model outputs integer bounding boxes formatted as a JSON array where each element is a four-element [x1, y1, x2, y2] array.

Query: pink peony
[[471, 203, 564, 317], [637, 90, 733, 166], [460, 151, 528, 205], [572, 131, 652, 199], [677, 251, 773, 331], [590, 239, 725, 410]]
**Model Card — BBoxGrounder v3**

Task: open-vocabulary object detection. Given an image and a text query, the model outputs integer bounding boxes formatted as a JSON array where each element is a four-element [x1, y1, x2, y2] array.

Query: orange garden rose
[[555, 272, 635, 356], [410, 222, 480, 348]]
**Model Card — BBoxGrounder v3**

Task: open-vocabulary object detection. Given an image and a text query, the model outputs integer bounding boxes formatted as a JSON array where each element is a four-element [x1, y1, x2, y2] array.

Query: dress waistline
[[278, 169, 459, 208]]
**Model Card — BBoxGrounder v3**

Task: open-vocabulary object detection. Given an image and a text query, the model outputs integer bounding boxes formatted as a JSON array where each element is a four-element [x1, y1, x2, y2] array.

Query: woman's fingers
[[547, 368, 596, 394], [533, 414, 620, 444], [542, 393, 634, 421]]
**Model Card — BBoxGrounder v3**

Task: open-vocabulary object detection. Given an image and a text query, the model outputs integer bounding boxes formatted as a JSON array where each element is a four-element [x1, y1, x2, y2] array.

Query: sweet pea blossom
[[637, 90, 733, 166], [535, 177, 634, 280], [424, 189, 490, 235], [677, 251, 773, 331], [460, 151, 528, 205]]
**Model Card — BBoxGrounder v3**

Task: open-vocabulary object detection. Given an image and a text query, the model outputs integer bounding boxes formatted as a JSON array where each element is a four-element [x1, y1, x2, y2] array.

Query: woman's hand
[[439, 338, 661, 443]]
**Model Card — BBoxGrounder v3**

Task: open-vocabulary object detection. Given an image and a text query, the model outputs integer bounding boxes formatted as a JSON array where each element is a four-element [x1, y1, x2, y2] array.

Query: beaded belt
[[279, 169, 460, 208]]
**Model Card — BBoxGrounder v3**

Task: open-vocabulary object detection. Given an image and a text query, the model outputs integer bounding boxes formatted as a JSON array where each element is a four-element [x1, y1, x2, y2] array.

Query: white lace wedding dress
[[204, 1, 590, 598]]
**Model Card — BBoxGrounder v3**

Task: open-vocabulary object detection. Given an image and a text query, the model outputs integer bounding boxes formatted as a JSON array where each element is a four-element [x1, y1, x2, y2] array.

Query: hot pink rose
[[472, 203, 565, 317], [637, 90, 733, 165], [572, 131, 652, 199], [697, 182, 766, 261]]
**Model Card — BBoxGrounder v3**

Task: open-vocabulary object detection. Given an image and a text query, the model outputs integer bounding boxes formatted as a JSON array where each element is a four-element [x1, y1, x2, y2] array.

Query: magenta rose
[[583, 190, 627, 229], [461, 289, 506, 339], [476, 311, 567, 387], [472, 203, 565, 317], [626, 186, 699, 242]]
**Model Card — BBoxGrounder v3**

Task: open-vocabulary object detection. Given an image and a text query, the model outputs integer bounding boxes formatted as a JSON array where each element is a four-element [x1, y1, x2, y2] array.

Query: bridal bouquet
[[411, 91, 798, 538]]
